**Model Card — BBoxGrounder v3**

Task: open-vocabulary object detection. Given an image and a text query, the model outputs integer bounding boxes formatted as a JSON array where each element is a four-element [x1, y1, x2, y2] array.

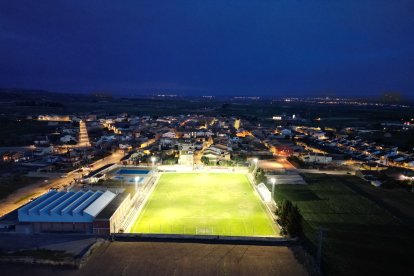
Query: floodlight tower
[[151, 156, 156, 167], [270, 177, 276, 201], [252, 158, 259, 173], [253, 158, 258, 167]]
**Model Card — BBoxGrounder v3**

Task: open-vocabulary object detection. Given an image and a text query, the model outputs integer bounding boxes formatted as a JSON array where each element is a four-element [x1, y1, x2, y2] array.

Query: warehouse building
[[93, 191, 133, 235], [18, 189, 132, 234]]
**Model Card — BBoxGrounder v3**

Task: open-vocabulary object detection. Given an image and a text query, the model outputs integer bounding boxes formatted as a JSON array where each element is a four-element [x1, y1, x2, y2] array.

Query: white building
[[178, 150, 194, 166], [60, 135, 77, 143], [256, 183, 272, 203], [162, 131, 177, 139], [301, 154, 332, 164]]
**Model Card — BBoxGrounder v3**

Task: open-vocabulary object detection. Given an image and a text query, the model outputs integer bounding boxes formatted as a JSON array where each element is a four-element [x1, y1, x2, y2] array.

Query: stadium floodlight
[[151, 156, 156, 167], [252, 158, 259, 171]]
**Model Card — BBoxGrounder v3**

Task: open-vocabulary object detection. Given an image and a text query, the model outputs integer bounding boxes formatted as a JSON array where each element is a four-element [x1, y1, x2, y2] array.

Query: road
[[258, 157, 354, 176], [258, 157, 295, 170], [0, 151, 124, 217]]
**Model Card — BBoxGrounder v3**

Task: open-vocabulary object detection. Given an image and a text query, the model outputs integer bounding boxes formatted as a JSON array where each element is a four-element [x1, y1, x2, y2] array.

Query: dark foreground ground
[[0, 241, 307, 276]]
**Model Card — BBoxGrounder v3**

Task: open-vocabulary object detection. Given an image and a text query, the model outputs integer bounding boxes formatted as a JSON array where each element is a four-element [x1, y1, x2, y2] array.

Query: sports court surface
[[130, 173, 278, 236]]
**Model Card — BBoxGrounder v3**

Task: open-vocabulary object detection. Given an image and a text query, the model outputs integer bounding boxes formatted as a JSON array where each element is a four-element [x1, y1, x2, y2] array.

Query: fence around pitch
[[130, 223, 278, 237]]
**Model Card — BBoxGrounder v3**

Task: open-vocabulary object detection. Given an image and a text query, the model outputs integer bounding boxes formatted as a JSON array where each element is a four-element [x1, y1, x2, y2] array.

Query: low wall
[[158, 165, 249, 173], [113, 233, 291, 245]]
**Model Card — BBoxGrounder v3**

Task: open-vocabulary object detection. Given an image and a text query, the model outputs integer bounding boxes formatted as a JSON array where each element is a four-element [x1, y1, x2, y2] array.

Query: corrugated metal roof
[[18, 190, 117, 223], [83, 190, 116, 217], [72, 191, 103, 215], [95, 192, 129, 220], [28, 192, 66, 215], [19, 191, 57, 215], [39, 192, 75, 215], [50, 191, 84, 215], [61, 190, 94, 215]]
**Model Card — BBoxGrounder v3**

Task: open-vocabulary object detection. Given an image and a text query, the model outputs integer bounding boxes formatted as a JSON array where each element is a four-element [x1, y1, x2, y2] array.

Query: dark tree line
[[276, 199, 302, 238], [255, 168, 267, 184]]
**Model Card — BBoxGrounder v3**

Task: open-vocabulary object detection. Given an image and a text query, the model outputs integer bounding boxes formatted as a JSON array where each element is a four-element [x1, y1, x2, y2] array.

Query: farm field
[[131, 173, 278, 236], [275, 173, 414, 276], [0, 242, 307, 276]]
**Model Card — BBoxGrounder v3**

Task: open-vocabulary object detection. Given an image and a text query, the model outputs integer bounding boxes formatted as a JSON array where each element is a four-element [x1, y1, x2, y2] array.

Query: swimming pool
[[116, 169, 150, 175]]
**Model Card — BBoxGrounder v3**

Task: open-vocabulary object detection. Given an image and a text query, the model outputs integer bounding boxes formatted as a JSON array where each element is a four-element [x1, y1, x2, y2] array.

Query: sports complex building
[[13, 164, 278, 238], [17, 189, 134, 234], [14, 165, 155, 234]]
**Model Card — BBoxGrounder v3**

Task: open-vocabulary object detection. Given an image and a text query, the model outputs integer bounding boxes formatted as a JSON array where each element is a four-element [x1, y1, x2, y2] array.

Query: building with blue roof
[[17, 189, 130, 234]]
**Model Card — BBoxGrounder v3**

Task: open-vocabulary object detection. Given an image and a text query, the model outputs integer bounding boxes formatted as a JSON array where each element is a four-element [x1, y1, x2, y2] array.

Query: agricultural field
[[274, 173, 414, 276], [131, 173, 278, 236], [0, 175, 41, 200], [0, 242, 307, 276], [0, 118, 52, 146]]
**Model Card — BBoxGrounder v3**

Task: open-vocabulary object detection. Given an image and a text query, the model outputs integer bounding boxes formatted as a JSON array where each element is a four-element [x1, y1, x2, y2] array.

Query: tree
[[277, 199, 291, 227], [232, 154, 247, 166], [255, 168, 267, 184], [276, 199, 302, 238], [286, 204, 302, 237], [163, 157, 178, 165], [201, 156, 209, 165]]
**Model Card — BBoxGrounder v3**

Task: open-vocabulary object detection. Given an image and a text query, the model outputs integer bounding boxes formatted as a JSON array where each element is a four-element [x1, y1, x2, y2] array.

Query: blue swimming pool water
[[117, 169, 150, 175]]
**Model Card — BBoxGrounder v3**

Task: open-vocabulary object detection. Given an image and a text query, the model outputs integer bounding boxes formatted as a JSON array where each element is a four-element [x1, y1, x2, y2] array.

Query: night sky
[[1, 0, 413, 98]]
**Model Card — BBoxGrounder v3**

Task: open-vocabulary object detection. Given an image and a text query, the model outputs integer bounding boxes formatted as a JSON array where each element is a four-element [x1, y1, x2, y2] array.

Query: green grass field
[[130, 173, 278, 236], [275, 173, 414, 276]]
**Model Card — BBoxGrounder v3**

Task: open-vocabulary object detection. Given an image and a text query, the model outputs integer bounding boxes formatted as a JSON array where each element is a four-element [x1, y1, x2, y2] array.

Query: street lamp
[[151, 156, 156, 167], [270, 177, 276, 201], [252, 158, 258, 169]]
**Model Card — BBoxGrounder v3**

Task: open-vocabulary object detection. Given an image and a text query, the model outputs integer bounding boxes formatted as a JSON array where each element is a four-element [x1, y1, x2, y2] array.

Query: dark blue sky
[[1, 0, 413, 98]]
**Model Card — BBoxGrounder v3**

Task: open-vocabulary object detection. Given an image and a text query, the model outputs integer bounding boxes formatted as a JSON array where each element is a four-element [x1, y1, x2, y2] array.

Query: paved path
[[0, 151, 124, 217]]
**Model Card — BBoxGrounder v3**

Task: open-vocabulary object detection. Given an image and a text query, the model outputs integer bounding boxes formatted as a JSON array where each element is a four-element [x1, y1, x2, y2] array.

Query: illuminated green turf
[[130, 173, 278, 236]]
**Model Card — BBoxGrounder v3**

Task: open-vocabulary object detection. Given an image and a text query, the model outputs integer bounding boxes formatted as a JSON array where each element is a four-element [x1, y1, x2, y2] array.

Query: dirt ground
[[0, 241, 307, 276]]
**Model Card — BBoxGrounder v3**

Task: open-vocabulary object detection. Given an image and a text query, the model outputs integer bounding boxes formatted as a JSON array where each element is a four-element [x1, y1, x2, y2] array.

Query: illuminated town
[[1, 1, 413, 276]]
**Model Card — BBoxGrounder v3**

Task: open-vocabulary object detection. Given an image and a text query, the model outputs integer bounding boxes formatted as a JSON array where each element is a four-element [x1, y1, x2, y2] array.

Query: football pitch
[[130, 173, 278, 236]]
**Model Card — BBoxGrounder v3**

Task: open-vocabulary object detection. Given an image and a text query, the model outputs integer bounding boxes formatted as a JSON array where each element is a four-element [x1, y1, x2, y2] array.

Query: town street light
[[270, 177, 276, 201], [151, 156, 156, 167]]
